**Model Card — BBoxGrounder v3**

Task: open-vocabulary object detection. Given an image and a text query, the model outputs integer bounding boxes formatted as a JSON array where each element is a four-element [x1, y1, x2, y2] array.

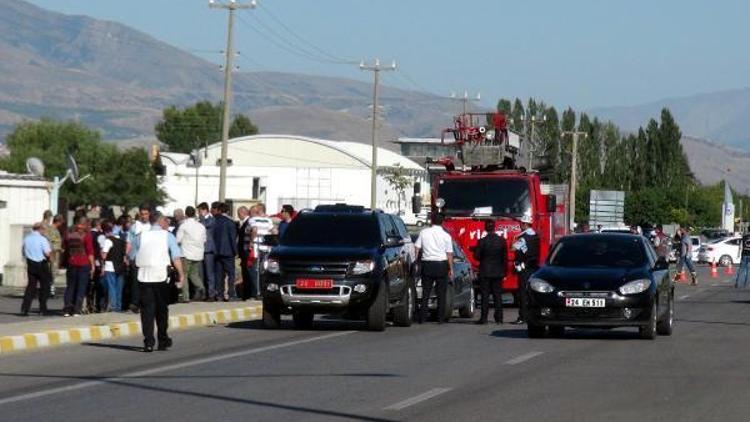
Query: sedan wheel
[[657, 291, 674, 336], [458, 287, 475, 318], [719, 255, 733, 267], [639, 301, 658, 340]]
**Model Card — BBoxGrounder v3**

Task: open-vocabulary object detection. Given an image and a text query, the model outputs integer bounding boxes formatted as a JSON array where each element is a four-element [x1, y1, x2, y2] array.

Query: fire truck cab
[[412, 111, 568, 294]]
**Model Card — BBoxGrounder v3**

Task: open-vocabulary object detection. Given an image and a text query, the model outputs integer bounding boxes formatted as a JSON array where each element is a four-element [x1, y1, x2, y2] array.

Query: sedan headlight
[[529, 278, 554, 293], [264, 258, 280, 274], [619, 279, 651, 295], [351, 260, 375, 275]]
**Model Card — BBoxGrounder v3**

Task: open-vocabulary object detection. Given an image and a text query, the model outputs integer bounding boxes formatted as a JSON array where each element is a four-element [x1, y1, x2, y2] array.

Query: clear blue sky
[[29, 0, 750, 110]]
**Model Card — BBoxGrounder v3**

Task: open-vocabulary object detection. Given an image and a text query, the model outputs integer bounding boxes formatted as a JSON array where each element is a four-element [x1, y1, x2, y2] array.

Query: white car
[[690, 236, 701, 262], [698, 236, 742, 266]]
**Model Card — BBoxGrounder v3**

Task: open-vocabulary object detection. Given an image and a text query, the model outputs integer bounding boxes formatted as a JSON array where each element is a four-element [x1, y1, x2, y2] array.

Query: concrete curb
[[0, 305, 262, 355]]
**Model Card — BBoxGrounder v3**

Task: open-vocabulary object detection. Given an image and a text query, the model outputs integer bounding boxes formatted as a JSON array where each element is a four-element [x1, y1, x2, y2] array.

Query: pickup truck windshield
[[437, 178, 531, 217], [281, 214, 381, 247]]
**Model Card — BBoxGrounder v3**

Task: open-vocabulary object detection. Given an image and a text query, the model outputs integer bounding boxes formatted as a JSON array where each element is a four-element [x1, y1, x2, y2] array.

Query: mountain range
[[1, 0, 749, 189]]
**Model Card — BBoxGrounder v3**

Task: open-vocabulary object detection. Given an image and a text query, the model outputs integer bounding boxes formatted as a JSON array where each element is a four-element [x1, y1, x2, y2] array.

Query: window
[[391, 215, 409, 239], [549, 236, 647, 268]]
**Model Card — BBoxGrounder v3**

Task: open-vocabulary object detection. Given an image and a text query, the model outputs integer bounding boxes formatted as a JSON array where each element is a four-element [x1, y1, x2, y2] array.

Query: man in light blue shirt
[[21, 223, 52, 316]]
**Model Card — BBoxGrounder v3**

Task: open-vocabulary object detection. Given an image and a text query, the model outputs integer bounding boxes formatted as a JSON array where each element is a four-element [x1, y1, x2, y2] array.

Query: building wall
[[0, 179, 50, 278]]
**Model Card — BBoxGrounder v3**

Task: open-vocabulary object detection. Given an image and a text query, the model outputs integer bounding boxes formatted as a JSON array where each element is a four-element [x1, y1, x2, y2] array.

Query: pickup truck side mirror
[[546, 195, 557, 213], [385, 236, 404, 248], [412, 196, 421, 214]]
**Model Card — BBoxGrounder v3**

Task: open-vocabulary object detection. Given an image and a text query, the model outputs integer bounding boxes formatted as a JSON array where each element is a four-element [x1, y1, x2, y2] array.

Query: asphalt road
[[0, 267, 748, 422]]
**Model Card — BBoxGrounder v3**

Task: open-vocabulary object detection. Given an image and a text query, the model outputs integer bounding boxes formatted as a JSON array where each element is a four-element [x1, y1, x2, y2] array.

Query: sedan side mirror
[[653, 258, 669, 271]]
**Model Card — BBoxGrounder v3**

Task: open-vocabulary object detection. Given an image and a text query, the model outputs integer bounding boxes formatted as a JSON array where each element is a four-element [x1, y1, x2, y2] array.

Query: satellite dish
[[26, 157, 45, 177], [65, 154, 90, 184]]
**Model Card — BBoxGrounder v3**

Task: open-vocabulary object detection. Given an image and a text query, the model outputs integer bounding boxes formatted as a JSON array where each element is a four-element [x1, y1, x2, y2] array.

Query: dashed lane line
[[678, 295, 691, 300], [0, 331, 355, 407], [384, 388, 453, 411], [505, 351, 544, 365]]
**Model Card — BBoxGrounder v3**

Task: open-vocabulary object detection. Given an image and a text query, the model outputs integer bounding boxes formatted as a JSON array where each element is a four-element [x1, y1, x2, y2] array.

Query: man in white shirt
[[175, 206, 207, 302], [414, 213, 454, 324], [248, 204, 274, 299], [126, 204, 152, 312], [133, 212, 184, 352]]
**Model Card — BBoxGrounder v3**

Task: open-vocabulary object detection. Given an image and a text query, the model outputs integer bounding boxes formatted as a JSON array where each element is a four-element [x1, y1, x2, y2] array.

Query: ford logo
[[309, 266, 324, 272]]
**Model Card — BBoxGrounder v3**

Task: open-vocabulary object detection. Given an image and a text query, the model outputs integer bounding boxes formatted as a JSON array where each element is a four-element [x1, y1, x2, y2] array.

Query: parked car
[[261, 204, 416, 331], [526, 233, 674, 340], [412, 236, 475, 321], [689, 236, 701, 262], [698, 236, 742, 266]]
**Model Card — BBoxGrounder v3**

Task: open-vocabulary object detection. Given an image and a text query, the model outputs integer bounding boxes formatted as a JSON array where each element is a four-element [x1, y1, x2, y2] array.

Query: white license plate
[[565, 298, 605, 308]]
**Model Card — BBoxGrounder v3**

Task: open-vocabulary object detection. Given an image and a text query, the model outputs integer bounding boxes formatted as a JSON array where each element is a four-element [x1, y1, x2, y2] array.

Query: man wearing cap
[[512, 215, 539, 325], [20, 223, 53, 316], [132, 212, 184, 352]]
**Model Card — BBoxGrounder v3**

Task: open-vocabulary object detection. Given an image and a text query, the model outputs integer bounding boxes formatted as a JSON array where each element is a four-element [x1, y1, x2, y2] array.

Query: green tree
[[383, 163, 412, 213], [154, 101, 258, 153], [0, 119, 164, 209]]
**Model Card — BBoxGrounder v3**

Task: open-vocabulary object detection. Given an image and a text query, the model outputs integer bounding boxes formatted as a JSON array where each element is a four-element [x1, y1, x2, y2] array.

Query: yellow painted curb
[[0, 305, 262, 355]]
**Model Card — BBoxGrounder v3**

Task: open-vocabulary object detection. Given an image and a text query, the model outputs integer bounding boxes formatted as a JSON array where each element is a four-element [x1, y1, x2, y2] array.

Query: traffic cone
[[710, 261, 718, 279], [676, 271, 687, 283], [725, 261, 735, 275]]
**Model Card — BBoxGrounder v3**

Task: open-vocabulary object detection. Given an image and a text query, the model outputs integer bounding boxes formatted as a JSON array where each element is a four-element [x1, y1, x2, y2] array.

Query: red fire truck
[[413, 111, 568, 294]]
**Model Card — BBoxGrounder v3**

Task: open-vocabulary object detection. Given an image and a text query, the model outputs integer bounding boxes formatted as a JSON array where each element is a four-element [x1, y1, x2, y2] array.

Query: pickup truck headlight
[[351, 260, 375, 275], [619, 279, 651, 295], [529, 278, 554, 293], [264, 258, 280, 274]]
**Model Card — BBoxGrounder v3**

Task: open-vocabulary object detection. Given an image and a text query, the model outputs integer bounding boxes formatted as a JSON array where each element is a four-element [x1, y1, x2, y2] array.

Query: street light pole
[[360, 59, 396, 209], [210, 0, 256, 202], [562, 130, 587, 231]]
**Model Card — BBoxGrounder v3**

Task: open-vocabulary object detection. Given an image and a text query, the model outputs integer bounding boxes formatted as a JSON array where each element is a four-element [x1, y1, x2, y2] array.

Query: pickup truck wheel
[[262, 303, 281, 329], [393, 284, 415, 327], [458, 287, 475, 318], [366, 283, 387, 331], [639, 301, 658, 340], [292, 311, 314, 330]]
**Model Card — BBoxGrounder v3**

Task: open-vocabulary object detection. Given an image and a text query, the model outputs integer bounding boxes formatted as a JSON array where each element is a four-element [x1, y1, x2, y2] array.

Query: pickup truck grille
[[280, 261, 350, 278]]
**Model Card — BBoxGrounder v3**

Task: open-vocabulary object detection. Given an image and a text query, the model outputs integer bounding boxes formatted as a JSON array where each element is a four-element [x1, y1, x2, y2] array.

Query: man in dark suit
[[473, 220, 507, 324], [213, 202, 238, 301], [236, 206, 252, 300]]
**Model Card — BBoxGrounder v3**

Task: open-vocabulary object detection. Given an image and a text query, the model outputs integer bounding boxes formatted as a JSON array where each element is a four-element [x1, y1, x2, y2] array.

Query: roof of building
[[0, 170, 46, 182], [161, 134, 425, 171]]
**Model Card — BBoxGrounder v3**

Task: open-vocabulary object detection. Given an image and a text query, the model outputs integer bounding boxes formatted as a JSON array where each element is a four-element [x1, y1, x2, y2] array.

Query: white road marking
[[678, 295, 690, 300], [0, 331, 355, 407], [505, 351, 543, 365], [384, 388, 452, 411]]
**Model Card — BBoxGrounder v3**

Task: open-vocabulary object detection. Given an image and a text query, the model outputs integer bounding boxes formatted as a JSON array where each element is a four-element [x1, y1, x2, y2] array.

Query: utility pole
[[562, 130, 587, 232], [449, 91, 481, 115], [520, 113, 546, 170], [360, 58, 396, 209], [210, 0, 256, 202]]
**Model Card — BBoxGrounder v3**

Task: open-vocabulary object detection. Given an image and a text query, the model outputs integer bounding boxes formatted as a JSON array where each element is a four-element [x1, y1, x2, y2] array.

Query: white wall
[[0, 178, 50, 277]]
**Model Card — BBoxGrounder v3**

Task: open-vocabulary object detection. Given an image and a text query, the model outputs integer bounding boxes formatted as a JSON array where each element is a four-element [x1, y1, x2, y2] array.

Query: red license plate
[[295, 279, 334, 289]]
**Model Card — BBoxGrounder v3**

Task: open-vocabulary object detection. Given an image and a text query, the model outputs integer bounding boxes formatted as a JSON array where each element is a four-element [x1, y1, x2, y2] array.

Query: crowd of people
[[19, 202, 297, 318]]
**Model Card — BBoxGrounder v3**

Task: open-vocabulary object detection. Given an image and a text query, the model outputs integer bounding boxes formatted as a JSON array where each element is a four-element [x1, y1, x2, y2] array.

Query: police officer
[[473, 220, 507, 324], [20, 223, 53, 316], [512, 215, 539, 325], [133, 212, 184, 352], [415, 213, 454, 324]]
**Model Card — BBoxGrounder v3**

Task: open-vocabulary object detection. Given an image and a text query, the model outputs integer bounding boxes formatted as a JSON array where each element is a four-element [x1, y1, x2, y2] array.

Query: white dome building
[[158, 134, 427, 220]]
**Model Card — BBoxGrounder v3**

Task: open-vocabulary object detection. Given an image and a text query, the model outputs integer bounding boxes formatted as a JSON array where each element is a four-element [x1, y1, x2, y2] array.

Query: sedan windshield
[[549, 236, 647, 268], [437, 178, 531, 217]]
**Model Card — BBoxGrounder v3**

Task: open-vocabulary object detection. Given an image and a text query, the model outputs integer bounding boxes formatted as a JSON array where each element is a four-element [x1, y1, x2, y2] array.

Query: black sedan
[[526, 233, 674, 339], [413, 239, 476, 321]]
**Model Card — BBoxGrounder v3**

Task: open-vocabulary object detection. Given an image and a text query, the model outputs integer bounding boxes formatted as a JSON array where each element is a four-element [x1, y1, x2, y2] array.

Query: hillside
[[592, 88, 750, 152], [0, 0, 458, 146], [681, 136, 750, 193]]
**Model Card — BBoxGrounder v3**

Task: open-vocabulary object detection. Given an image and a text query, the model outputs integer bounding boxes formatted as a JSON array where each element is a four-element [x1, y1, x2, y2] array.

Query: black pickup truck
[[261, 205, 416, 331]]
